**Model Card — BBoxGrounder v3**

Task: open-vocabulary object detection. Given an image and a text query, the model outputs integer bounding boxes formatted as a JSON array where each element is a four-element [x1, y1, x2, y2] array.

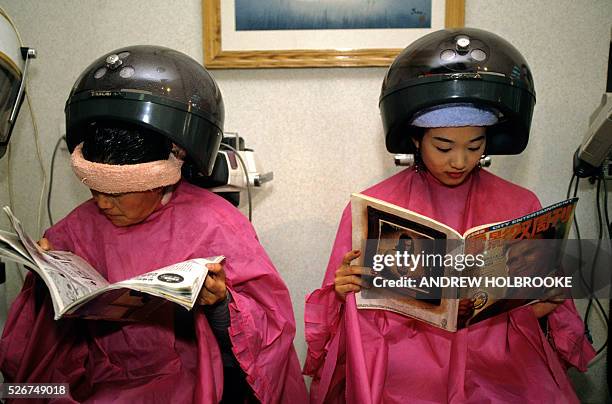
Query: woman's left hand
[[531, 299, 562, 318], [198, 262, 227, 306], [37, 237, 54, 251]]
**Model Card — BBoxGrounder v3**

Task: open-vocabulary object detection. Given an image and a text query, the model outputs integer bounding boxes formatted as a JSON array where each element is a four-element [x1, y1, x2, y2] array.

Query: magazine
[[351, 193, 577, 332], [0, 206, 224, 321]]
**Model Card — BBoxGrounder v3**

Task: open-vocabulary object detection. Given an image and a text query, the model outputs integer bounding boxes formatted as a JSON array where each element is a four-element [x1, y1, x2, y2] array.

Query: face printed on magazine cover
[[414, 126, 486, 186], [504, 239, 556, 278]]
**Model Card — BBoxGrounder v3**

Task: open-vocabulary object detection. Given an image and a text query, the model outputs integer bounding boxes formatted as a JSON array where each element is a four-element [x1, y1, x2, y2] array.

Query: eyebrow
[[432, 135, 486, 144]]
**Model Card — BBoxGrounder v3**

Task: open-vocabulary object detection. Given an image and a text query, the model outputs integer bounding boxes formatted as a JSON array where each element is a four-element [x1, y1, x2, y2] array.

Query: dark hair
[[82, 121, 172, 165], [408, 126, 426, 171], [409, 126, 427, 144], [396, 233, 414, 251]]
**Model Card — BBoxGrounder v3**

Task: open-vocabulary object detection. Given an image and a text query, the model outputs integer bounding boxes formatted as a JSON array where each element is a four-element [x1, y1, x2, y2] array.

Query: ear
[[411, 137, 420, 150]]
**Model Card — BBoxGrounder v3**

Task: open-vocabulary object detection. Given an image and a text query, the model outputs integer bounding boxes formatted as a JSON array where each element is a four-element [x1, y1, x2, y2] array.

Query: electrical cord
[[568, 172, 611, 359], [567, 176, 589, 296], [0, 6, 23, 44], [603, 177, 611, 240], [566, 175, 596, 357], [586, 177, 609, 355], [586, 177, 603, 308], [6, 144, 14, 210], [566, 173, 575, 200], [27, 93, 47, 236], [220, 142, 252, 222], [47, 136, 66, 226]]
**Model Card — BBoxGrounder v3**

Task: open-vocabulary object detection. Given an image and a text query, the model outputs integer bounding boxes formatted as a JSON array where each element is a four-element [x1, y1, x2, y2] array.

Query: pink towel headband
[[70, 143, 183, 194]]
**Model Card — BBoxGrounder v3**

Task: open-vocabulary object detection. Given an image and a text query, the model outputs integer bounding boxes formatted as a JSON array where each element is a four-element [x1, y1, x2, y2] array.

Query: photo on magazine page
[[360, 205, 447, 305], [353, 200, 463, 330]]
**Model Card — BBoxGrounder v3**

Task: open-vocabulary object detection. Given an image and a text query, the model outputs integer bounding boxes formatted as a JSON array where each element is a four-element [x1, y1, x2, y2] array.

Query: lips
[[104, 213, 123, 222], [445, 171, 465, 179]]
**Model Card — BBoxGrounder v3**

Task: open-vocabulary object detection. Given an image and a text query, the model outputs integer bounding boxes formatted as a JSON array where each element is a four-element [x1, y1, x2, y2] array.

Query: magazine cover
[[460, 198, 577, 326]]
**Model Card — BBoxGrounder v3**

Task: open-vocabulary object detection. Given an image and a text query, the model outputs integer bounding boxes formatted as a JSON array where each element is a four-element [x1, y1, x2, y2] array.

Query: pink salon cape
[[304, 168, 595, 404], [1, 180, 307, 403]]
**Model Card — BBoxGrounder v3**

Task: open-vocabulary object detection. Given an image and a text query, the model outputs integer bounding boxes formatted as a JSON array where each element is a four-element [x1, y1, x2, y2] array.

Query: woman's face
[[414, 126, 486, 186], [90, 188, 164, 227]]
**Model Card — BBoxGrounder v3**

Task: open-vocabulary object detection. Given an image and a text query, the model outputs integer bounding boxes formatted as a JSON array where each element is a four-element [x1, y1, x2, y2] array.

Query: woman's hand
[[334, 250, 369, 300], [458, 298, 475, 318], [531, 299, 562, 319], [198, 262, 227, 306], [37, 238, 54, 251], [456, 298, 475, 328]]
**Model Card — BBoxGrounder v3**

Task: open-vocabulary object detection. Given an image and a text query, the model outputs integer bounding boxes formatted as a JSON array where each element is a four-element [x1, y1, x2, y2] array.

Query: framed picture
[[203, 0, 465, 69]]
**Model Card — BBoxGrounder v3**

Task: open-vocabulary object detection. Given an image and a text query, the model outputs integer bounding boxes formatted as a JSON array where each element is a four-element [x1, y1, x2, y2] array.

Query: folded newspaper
[[0, 206, 224, 321]]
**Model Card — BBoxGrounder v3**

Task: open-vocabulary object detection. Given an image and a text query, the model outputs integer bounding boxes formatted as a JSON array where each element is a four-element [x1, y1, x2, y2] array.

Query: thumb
[[37, 238, 53, 251]]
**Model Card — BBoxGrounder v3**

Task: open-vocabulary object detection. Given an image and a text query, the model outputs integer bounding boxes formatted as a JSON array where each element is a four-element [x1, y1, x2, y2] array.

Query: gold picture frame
[[203, 0, 465, 69]]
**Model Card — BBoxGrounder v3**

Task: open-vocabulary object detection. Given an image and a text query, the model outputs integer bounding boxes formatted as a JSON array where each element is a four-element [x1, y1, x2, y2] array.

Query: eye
[[468, 143, 484, 152], [435, 147, 451, 153]]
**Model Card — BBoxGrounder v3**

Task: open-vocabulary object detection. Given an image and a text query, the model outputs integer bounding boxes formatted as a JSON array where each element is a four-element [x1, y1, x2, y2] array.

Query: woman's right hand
[[37, 238, 54, 251], [334, 250, 369, 300], [457, 298, 475, 328]]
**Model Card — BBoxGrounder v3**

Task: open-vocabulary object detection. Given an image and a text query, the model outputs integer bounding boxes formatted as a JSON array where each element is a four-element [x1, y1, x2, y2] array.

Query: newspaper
[[0, 206, 224, 321], [352, 194, 577, 331]]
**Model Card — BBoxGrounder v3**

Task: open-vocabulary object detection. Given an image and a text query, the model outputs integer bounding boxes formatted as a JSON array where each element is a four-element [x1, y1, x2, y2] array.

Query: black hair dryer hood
[[380, 28, 536, 155], [65, 45, 224, 175]]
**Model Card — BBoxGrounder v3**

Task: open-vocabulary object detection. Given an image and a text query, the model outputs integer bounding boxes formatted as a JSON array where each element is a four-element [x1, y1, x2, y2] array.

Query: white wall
[[0, 0, 610, 401]]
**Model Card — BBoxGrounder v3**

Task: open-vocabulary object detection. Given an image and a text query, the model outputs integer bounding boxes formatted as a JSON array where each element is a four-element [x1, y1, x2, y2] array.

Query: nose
[[94, 193, 114, 210], [449, 150, 467, 170]]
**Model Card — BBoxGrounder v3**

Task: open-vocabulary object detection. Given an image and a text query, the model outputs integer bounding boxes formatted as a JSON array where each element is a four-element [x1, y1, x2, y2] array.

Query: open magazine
[[352, 193, 577, 332], [0, 206, 224, 321]]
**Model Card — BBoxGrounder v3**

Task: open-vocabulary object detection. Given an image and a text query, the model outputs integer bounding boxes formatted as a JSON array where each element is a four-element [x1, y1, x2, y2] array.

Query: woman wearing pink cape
[[0, 46, 307, 403], [304, 28, 594, 403]]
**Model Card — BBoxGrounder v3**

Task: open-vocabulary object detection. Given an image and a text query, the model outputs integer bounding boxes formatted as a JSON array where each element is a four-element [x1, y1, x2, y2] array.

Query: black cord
[[593, 179, 607, 329], [47, 136, 66, 226], [577, 174, 610, 356], [604, 177, 611, 240], [590, 177, 608, 354], [220, 143, 252, 222], [570, 177, 590, 297], [566, 173, 575, 199], [567, 175, 598, 351], [558, 174, 609, 359], [584, 179, 602, 325]]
